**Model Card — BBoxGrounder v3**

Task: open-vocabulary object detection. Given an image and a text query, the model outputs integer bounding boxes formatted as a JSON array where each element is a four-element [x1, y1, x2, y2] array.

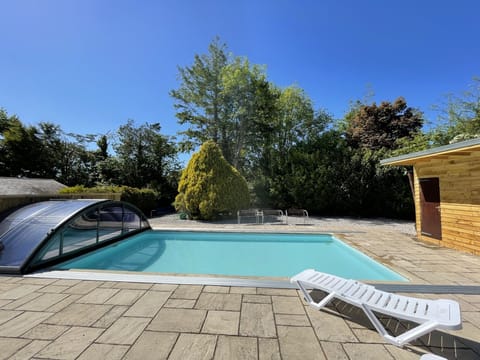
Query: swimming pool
[[55, 231, 406, 281]]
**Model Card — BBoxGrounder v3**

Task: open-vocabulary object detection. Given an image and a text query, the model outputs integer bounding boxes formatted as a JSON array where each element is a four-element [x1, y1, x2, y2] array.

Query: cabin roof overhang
[[380, 138, 480, 166]]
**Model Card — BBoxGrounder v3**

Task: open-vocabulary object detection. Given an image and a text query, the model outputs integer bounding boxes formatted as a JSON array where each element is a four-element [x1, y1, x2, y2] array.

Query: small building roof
[[0, 177, 66, 195], [380, 138, 480, 166]]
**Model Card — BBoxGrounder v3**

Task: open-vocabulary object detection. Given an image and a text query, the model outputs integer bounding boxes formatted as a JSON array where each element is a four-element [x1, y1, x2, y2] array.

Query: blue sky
[[1, 0, 479, 144]]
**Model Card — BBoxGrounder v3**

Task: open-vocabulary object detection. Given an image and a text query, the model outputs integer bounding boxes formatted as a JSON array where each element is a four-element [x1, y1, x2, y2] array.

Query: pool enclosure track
[[23, 270, 480, 294]]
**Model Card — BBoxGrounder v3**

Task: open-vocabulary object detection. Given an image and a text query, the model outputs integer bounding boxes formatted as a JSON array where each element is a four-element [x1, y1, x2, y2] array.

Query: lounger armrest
[[434, 299, 462, 330]]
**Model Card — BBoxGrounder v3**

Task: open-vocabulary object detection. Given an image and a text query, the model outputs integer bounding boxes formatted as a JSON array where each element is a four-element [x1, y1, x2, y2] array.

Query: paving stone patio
[[0, 216, 480, 359]]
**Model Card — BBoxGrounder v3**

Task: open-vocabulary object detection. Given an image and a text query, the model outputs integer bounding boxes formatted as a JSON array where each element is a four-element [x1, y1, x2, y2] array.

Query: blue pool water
[[55, 231, 406, 281]]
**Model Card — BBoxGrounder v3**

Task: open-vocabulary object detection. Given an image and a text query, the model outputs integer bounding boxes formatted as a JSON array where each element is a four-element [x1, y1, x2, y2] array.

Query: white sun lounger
[[291, 269, 462, 347]]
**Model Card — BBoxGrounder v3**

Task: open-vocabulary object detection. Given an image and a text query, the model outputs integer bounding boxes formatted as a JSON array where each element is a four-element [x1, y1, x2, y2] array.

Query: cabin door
[[419, 177, 442, 240]]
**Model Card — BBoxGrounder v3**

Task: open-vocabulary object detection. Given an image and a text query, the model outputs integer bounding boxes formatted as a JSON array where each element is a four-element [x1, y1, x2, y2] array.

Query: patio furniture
[[290, 269, 462, 347], [285, 208, 309, 224], [262, 209, 285, 224], [237, 209, 263, 224]]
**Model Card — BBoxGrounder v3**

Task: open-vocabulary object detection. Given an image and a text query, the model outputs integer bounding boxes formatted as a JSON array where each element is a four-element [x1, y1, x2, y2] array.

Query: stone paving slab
[[1, 217, 480, 358], [9, 339, 51, 360], [259, 338, 281, 360], [148, 308, 207, 332], [96, 316, 150, 345], [92, 305, 128, 328], [36, 326, 104, 360], [123, 331, 178, 360], [44, 303, 112, 326], [0, 311, 53, 337], [0, 337, 32, 360], [76, 343, 130, 360], [195, 292, 242, 311], [214, 335, 257, 360], [277, 325, 325, 360], [123, 290, 170, 317], [168, 333, 217, 360], [202, 310, 240, 335], [239, 302, 276, 338]]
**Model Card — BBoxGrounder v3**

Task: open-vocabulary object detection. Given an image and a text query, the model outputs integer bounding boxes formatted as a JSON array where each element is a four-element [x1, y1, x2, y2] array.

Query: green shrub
[[120, 187, 158, 215], [59, 185, 159, 216], [174, 140, 250, 220], [58, 185, 88, 193], [59, 185, 126, 194]]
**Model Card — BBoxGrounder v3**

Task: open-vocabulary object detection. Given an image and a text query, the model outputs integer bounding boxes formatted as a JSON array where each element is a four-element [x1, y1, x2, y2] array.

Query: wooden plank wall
[[414, 150, 480, 255]]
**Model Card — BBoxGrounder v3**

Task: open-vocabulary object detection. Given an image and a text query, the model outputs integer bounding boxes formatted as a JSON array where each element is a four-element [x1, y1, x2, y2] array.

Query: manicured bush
[[175, 140, 250, 220], [59, 185, 159, 216], [120, 187, 158, 215], [59, 185, 125, 194], [58, 185, 88, 193]]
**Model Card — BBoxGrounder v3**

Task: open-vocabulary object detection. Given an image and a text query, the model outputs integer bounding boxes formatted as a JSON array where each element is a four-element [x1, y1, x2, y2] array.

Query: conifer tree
[[174, 140, 250, 220]]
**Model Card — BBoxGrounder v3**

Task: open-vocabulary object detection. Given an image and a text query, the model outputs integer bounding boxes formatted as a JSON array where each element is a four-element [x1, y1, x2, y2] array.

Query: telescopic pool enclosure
[[0, 199, 150, 274]]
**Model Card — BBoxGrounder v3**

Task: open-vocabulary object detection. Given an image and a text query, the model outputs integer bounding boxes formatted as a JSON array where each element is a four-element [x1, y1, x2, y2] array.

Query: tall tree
[[36, 122, 63, 178], [220, 57, 271, 168], [345, 97, 423, 150], [434, 78, 480, 143], [56, 141, 97, 186], [112, 120, 179, 192], [170, 38, 278, 171], [0, 114, 42, 177], [252, 86, 330, 207], [170, 37, 229, 152], [393, 79, 480, 157], [95, 135, 109, 160], [272, 86, 323, 153], [0, 108, 10, 133]]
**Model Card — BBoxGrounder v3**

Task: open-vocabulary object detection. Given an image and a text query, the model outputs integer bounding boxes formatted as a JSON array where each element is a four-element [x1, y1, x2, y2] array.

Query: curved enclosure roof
[[0, 199, 150, 274]]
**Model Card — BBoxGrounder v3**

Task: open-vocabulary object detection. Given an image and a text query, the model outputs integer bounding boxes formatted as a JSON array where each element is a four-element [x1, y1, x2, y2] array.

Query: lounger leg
[[361, 304, 392, 341], [387, 320, 439, 347], [361, 304, 439, 347], [297, 281, 336, 310]]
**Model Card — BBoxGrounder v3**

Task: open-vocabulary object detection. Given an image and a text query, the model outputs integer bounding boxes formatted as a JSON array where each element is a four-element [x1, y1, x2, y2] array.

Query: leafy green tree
[[170, 37, 229, 152], [335, 97, 421, 218], [0, 108, 180, 199], [96, 157, 122, 185], [0, 108, 10, 133], [95, 135, 109, 160], [393, 79, 480, 157], [35, 122, 64, 179], [345, 97, 423, 150], [56, 141, 97, 186], [0, 113, 43, 177], [171, 38, 279, 172], [251, 87, 331, 207], [111, 120, 179, 200], [433, 78, 480, 143], [0, 110, 101, 185], [220, 57, 272, 168], [174, 140, 250, 220], [258, 129, 343, 211]]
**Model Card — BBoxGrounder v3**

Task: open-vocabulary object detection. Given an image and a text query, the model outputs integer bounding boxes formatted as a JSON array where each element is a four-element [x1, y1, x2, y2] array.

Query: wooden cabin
[[381, 138, 480, 255]]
